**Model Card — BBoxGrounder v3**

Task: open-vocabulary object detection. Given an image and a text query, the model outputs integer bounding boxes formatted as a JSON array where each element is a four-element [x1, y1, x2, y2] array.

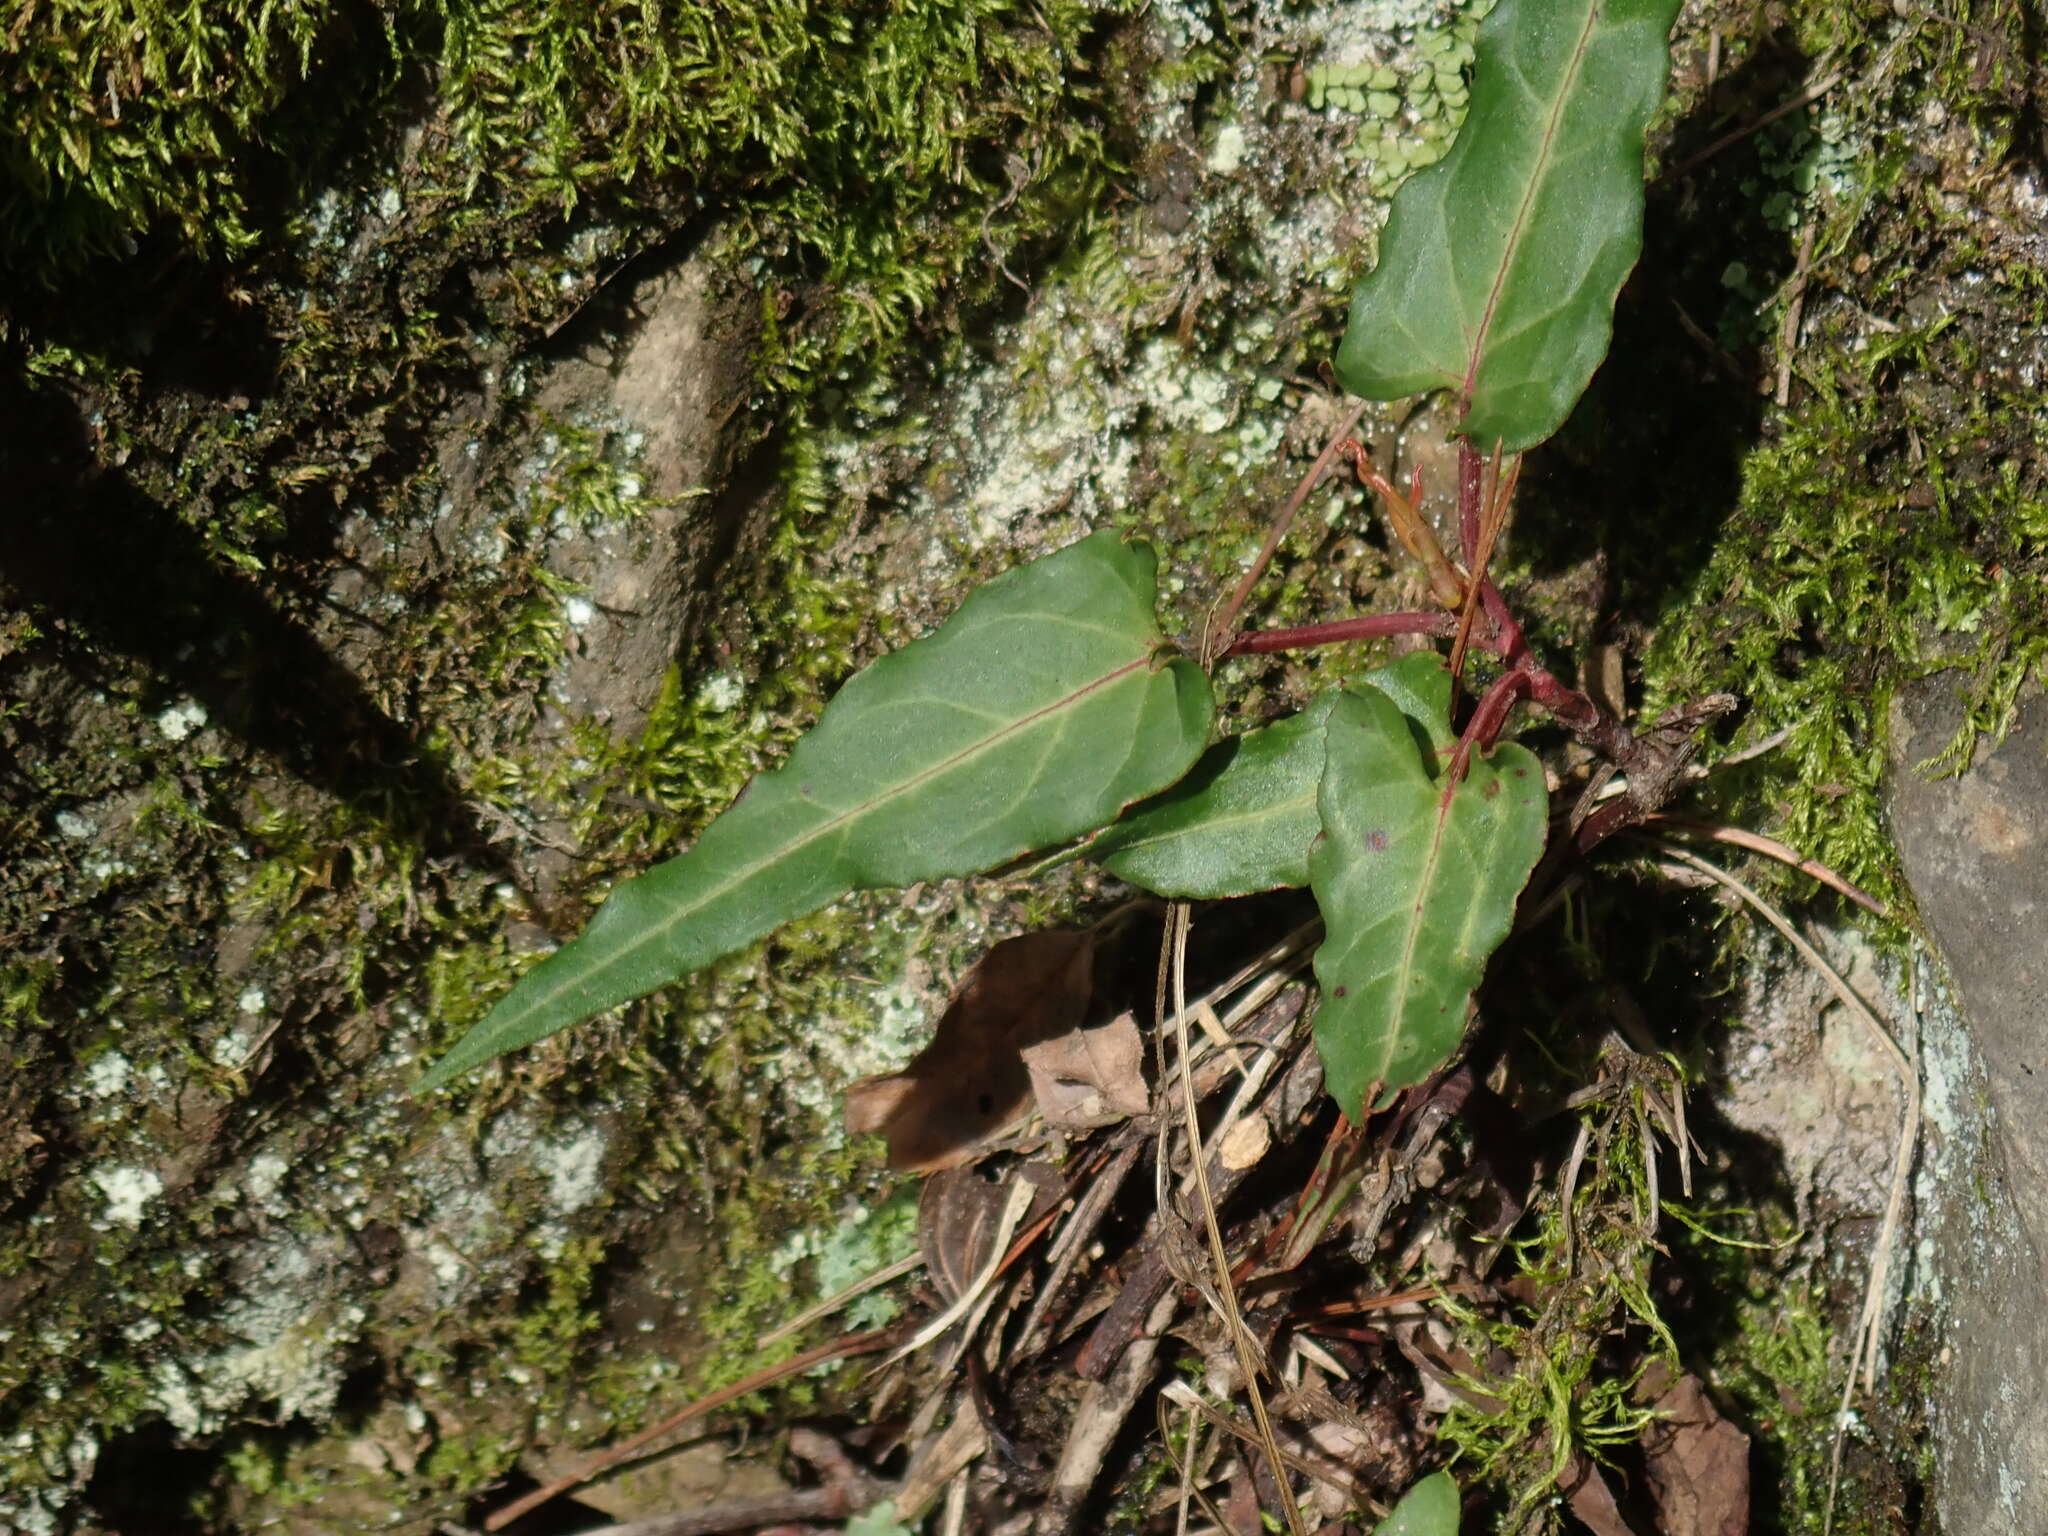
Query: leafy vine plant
[[415, 0, 1709, 1129], [418, 0, 1696, 1132]]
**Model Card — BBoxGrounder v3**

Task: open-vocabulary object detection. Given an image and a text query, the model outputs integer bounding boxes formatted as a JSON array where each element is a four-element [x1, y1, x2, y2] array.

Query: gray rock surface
[[1887, 675, 2048, 1534]]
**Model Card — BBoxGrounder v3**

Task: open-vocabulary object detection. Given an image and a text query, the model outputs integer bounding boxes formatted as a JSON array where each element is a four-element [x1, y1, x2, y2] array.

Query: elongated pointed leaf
[[1335, 0, 1681, 450], [1373, 1471, 1461, 1536], [418, 532, 1214, 1091], [1310, 688, 1547, 1117], [1090, 652, 1455, 898]]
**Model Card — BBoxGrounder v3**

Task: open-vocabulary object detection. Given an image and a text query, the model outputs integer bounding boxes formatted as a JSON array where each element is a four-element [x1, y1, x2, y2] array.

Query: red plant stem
[[1457, 440, 1484, 568], [1219, 611, 1472, 657], [1207, 398, 1375, 656], [1442, 666, 1534, 799], [1463, 668, 1535, 757]]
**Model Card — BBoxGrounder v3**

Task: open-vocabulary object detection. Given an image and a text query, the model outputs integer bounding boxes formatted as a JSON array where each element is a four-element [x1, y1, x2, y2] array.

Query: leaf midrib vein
[[1460, 0, 1607, 405], [501, 651, 1160, 1030]]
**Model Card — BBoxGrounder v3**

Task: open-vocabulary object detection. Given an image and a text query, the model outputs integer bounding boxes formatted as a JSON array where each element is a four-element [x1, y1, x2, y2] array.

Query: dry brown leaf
[[917, 1164, 1062, 1304], [844, 929, 1096, 1170], [1559, 1451, 1639, 1536], [1021, 1010, 1148, 1130], [1641, 1369, 1750, 1536]]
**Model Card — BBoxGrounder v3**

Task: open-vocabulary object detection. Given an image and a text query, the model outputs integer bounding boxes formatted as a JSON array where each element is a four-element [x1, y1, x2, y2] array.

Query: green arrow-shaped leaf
[[1309, 687, 1547, 1117], [417, 531, 1214, 1092], [1090, 652, 1455, 898], [1335, 0, 1681, 450], [1373, 1471, 1461, 1536]]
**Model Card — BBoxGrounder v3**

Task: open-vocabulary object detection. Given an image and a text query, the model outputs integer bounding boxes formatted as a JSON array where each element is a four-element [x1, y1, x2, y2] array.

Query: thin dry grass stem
[[1140, 921, 1315, 1128], [886, 1175, 1036, 1369], [1650, 842, 1920, 1536], [1449, 449, 1519, 689], [1713, 724, 1793, 766], [1164, 902, 1310, 1536], [1669, 57, 1844, 176], [1205, 396, 1374, 660], [1645, 817, 1887, 915], [480, 1326, 904, 1530], [1776, 219, 1820, 407], [759, 1252, 925, 1348], [1157, 1380, 1384, 1514], [1558, 1120, 1594, 1275], [1160, 1395, 1228, 1536]]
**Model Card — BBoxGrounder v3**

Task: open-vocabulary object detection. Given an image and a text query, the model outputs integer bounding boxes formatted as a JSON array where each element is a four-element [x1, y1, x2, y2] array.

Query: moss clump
[[1625, 3, 2048, 914], [0, 0, 1154, 1520], [5, 0, 1127, 391], [0, 1, 345, 269], [1437, 1053, 1682, 1533]]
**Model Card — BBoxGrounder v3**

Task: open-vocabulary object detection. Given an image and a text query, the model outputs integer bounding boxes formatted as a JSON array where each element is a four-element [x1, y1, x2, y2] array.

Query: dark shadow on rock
[[1512, 34, 1814, 645], [82, 1418, 218, 1535], [0, 363, 509, 873]]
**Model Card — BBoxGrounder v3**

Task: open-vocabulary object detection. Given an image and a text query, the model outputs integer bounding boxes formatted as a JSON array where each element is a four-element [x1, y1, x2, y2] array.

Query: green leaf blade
[[1335, 0, 1681, 450], [1090, 652, 1456, 899], [417, 532, 1213, 1092], [1309, 688, 1547, 1117], [1091, 692, 1342, 898], [1373, 1470, 1461, 1536]]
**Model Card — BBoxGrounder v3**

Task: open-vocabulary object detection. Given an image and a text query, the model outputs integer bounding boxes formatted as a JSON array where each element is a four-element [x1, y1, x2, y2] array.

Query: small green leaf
[[1373, 1470, 1461, 1536], [1090, 653, 1455, 898], [1309, 687, 1547, 1116], [1335, 0, 1682, 450], [1090, 692, 1342, 898], [1363, 649, 1458, 758], [844, 1503, 914, 1536], [417, 532, 1214, 1092]]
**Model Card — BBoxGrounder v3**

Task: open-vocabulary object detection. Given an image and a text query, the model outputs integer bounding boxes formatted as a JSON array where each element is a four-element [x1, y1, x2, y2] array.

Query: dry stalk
[[759, 1252, 925, 1348], [1164, 901, 1310, 1536], [1651, 841, 1919, 1536]]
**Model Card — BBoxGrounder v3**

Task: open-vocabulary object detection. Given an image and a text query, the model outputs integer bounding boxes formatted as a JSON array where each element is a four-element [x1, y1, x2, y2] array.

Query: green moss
[[1438, 1056, 1683, 1533], [1642, 322, 2048, 913], [1628, 1, 2048, 918], [6, 0, 1128, 394], [1687, 1253, 1911, 1535]]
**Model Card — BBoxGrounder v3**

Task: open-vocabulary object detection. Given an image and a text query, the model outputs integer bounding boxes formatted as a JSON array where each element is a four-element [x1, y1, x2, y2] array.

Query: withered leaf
[[1641, 1368, 1750, 1536], [1560, 1451, 1639, 1536], [1020, 1010, 1147, 1130], [843, 929, 1097, 1171]]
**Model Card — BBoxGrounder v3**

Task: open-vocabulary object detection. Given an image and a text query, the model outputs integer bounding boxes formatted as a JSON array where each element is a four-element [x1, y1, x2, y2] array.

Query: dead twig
[[1074, 1020, 1318, 1379], [1776, 218, 1820, 407], [1670, 61, 1845, 177], [572, 1428, 894, 1536], [1205, 397, 1374, 658], [480, 1326, 907, 1531], [1035, 1289, 1180, 1536], [1165, 902, 1309, 1536], [1158, 1379, 1386, 1516]]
